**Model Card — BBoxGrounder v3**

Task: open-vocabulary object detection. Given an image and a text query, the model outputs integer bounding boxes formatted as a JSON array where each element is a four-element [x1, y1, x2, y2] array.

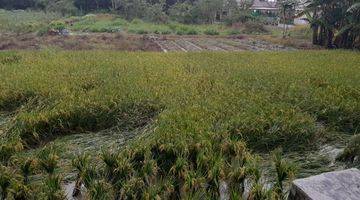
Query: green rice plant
[[0, 144, 15, 166], [0, 52, 21, 65], [8, 180, 33, 200], [43, 175, 65, 200], [71, 153, 90, 197], [87, 180, 113, 200], [82, 166, 98, 190], [141, 159, 158, 186], [170, 156, 189, 181], [111, 156, 134, 199], [120, 177, 145, 199], [246, 156, 262, 184], [272, 148, 296, 199], [247, 182, 270, 200], [37, 146, 59, 175], [206, 155, 226, 198], [183, 170, 206, 194], [228, 163, 247, 196], [0, 166, 12, 200], [18, 158, 34, 185], [101, 150, 119, 182]]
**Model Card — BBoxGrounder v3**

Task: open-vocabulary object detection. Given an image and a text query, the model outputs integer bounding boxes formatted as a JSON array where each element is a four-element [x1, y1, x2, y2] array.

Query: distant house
[[250, 0, 278, 14], [294, 0, 308, 25], [220, 0, 307, 25], [249, 0, 308, 25]]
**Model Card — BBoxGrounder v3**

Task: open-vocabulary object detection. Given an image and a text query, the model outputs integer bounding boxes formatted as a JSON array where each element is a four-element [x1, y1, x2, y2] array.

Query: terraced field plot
[[154, 36, 295, 52]]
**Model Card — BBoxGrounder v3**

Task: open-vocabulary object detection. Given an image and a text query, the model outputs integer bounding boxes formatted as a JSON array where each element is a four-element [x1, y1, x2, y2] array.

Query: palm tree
[[335, 2, 360, 48]]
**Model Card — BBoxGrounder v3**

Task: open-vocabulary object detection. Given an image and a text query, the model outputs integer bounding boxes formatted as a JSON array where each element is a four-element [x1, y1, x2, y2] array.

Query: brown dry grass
[[254, 35, 322, 50]]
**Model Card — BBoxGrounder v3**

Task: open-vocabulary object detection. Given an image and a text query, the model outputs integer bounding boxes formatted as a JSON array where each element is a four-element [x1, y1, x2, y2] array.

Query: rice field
[[0, 50, 359, 199]]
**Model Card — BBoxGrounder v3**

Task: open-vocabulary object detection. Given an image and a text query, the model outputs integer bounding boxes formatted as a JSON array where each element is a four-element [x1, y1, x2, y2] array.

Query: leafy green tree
[[145, 0, 168, 23], [112, 0, 148, 20], [278, 0, 297, 38], [169, 1, 194, 23], [192, 0, 224, 23], [223, 0, 254, 25]]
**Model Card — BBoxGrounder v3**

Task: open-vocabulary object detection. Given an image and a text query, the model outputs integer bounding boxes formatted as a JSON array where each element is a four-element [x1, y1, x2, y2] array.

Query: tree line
[[0, 0, 256, 24]]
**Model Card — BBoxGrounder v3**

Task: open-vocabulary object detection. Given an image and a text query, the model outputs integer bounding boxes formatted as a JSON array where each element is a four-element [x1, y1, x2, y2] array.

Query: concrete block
[[288, 168, 360, 200]]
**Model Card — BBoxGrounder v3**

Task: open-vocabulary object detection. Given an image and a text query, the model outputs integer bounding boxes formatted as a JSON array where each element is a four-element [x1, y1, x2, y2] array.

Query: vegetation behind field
[[0, 9, 61, 33]]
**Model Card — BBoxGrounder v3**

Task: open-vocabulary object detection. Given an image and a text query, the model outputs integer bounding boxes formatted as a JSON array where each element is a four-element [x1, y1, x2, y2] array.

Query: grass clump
[[203, 29, 220, 35], [337, 134, 360, 165]]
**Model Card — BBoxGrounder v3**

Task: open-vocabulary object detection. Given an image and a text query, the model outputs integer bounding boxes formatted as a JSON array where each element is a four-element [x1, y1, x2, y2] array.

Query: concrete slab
[[289, 168, 360, 200]]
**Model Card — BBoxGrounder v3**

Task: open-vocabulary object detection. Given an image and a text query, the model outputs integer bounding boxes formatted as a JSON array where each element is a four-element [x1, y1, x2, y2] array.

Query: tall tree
[[278, 0, 297, 38]]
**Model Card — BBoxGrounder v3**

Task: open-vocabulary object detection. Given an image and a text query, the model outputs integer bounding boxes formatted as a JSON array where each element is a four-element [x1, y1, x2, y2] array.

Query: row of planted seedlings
[[0, 129, 296, 200]]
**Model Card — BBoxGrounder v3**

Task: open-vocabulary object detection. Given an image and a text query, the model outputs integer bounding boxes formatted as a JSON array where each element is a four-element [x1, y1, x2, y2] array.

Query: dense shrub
[[242, 21, 268, 34], [203, 29, 219, 35]]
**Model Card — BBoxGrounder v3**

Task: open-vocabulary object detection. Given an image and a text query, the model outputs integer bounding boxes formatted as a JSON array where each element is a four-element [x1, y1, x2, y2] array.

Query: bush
[[154, 29, 172, 35], [227, 29, 241, 35], [161, 30, 172, 35], [224, 12, 255, 26], [49, 21, 66, 31], [242, 22, 268, 34], [131, 18, 144, 25], [176, 30, 185, 35], [135, 29, 149, 34], [204, 29, 219, 35], [186, 29, 198, 35]]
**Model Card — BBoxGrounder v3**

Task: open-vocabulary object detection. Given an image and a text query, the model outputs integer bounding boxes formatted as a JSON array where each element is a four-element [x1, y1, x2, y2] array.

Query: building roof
[[250, 0, 278, 11]]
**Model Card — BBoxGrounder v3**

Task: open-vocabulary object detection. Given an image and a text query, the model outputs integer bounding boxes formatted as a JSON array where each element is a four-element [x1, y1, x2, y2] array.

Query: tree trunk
[[341, 31, 349, 48], [326, 29, 334, 49], [319, 26, 325, 46], [312, 25, 319, 45]]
